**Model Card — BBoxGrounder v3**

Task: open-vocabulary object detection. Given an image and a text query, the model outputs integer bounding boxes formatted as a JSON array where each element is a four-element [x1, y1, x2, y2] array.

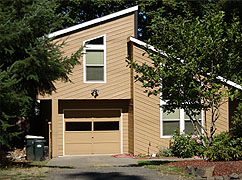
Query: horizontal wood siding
[[57, 114, 63, 156], [123, 112, 129, 153], [205, 96, 229, 134], [133, 46, 169, 155], [38, 14, 134, 100]]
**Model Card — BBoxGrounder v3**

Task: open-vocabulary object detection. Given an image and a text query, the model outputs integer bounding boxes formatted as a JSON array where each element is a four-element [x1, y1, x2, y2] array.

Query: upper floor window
[[83, 35, 106, 83]]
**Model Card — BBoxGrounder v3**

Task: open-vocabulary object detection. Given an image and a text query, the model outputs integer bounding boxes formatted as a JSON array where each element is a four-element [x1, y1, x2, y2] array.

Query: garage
[[64, 109, 121, 155]]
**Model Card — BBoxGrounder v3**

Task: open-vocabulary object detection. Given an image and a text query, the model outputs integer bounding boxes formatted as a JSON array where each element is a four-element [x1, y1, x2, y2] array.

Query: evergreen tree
[[0, 0, 82, 149]]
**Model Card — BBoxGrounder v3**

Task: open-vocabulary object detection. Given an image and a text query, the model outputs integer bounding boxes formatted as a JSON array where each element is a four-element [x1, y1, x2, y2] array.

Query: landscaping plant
[[169, 129, 205, 158]]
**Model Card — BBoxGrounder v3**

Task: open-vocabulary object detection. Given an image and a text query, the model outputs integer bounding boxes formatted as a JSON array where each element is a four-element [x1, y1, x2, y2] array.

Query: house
[[38, 5, 242, 157]]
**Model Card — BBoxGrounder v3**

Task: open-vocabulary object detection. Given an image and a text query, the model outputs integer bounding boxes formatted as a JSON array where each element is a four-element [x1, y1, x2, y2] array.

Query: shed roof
[[48, 6, 138, 38]]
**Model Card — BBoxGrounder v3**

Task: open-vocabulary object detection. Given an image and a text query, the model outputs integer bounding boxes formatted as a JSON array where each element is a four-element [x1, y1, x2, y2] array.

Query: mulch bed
[[166, 160, 242, 176]]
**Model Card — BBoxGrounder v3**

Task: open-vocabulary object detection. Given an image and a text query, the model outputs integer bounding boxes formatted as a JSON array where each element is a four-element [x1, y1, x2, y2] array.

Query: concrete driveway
[[46, 155, 189, 180]]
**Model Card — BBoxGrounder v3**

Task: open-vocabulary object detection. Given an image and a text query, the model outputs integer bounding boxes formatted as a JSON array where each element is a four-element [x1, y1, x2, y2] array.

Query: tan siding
[[51, 99, 58, 157], [128, 104, 134, 154], [38, 14, 134, 100], [57, 114, 63, 156], [123, 112, 129, 153], [133, 46, 169, 155], [205, 96, 229, 134]]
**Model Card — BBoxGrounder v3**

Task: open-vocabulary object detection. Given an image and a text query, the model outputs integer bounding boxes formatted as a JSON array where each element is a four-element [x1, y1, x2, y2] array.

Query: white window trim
[[160, 97, 204, 138], [83, 34, 106, 83]]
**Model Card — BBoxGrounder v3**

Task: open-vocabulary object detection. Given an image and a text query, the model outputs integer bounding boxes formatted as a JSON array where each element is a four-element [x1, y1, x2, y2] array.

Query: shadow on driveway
[[66, 171, 144, 180]]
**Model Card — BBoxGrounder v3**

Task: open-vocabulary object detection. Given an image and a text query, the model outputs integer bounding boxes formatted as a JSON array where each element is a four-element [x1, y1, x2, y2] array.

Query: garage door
[[64, 109, 121, 155]]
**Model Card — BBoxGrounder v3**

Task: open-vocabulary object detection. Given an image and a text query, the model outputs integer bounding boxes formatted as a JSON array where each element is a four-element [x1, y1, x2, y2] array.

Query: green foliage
[[128, 1, 242, 147], [169, 129, 205, 158], [0, 0, 82, 149], [230, 102, 242, 138], [159, 146, 173, 157], [204, 132, 242, 161]]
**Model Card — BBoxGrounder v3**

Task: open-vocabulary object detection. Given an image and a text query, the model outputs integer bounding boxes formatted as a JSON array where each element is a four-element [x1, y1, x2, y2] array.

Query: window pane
[[162, 109, 180, 120], [86, 50, 104, 64], [184, 110, 201, 120], [86, 66, 104, 81], [94, 121, 119, 131], [66, 122, 91, 131], [86, 37, 103, 45], [185, 120, 201, 134], [163, 121, 179, 136]]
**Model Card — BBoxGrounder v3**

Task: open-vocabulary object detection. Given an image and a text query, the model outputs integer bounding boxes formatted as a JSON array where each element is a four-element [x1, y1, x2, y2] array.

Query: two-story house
[[38, 6, 241, 158]]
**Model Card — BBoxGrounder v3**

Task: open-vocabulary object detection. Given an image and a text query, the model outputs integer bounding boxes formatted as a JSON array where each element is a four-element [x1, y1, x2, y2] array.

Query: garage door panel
[[64, 109, 121, 155], [93, 117, 120, 122], [93, 142, 120, 154], [65, 118, 92, 122], [65, 132, 92, 143], [93, 132, 119, 142], [65, 144, 92, 155]]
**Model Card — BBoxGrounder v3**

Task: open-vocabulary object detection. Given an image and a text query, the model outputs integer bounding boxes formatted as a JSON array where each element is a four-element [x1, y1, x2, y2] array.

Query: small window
[[86, 36, 104, 45], [66, 122, 91, 131], [94, 121, 119, 131], [162, 108, 180, 136], [83, 35, 106, 83]]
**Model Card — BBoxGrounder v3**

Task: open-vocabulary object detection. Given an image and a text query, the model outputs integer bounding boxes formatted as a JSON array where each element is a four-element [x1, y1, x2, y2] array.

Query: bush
[[204, 132, 242, 161], [159, 146, 173, 157], [230, 102, 242, 138], [169, 130, 205, 158]]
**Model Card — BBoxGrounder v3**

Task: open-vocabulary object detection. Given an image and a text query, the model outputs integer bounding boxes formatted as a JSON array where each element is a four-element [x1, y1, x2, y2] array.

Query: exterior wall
[[38, 13, 134, 100], [205, 96, 230, 134], [133, 45, 169, 155], [132, 44, 230, 155]]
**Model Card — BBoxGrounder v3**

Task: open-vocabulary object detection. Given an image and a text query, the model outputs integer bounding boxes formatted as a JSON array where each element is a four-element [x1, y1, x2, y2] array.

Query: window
[[83, 35, 106, 83], [66, 122, 91, 131], [160, 107, 202, 137], [94, 121, 119, 131]]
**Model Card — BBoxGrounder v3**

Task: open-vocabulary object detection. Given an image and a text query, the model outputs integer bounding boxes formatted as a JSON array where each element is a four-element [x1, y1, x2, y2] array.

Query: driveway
[[45, 155, 189, 180]]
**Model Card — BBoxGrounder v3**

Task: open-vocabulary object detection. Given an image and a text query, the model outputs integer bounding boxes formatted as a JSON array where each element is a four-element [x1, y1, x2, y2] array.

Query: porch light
[[91, 89, 99, 98]]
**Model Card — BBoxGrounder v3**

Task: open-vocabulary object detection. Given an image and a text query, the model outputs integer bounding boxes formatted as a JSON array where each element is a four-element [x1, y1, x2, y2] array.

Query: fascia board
[[48, 5, 138, 38]]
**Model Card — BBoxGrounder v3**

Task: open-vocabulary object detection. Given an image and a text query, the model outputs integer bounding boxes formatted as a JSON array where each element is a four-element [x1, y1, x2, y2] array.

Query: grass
[[0, 159, 52, 180], [137, 160, 195, 179]]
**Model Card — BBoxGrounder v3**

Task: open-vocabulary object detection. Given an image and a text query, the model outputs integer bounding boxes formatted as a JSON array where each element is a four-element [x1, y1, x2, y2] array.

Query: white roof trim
[[216, 76, 242, 90], [129, 36, 168, 56], [48, 5, 138, 38], [129, 36, 242, 91]]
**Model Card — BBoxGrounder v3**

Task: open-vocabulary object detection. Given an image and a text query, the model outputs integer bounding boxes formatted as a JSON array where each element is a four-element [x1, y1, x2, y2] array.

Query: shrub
[[169, 129, 205, 158], [159, 146, 173, 157], [230, 102, 242, 138], [204, 132, 242, 161]]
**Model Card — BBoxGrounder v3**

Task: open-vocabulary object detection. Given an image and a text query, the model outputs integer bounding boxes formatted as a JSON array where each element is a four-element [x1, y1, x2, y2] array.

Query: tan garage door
[[64, 110, 121, 155]]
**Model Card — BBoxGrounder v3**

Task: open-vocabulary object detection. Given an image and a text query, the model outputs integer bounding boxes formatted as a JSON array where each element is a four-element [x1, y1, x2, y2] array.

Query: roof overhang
[[48, 5, 138, 38], [129, 36, 242, 91]]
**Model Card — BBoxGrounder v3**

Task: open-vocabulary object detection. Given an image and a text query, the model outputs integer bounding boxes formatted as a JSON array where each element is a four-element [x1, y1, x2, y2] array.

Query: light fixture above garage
[[91, 89, 99, 98]]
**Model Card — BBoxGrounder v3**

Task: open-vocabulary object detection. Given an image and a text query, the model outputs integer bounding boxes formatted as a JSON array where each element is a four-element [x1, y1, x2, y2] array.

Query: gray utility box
[[25, 135, 46, 161]]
